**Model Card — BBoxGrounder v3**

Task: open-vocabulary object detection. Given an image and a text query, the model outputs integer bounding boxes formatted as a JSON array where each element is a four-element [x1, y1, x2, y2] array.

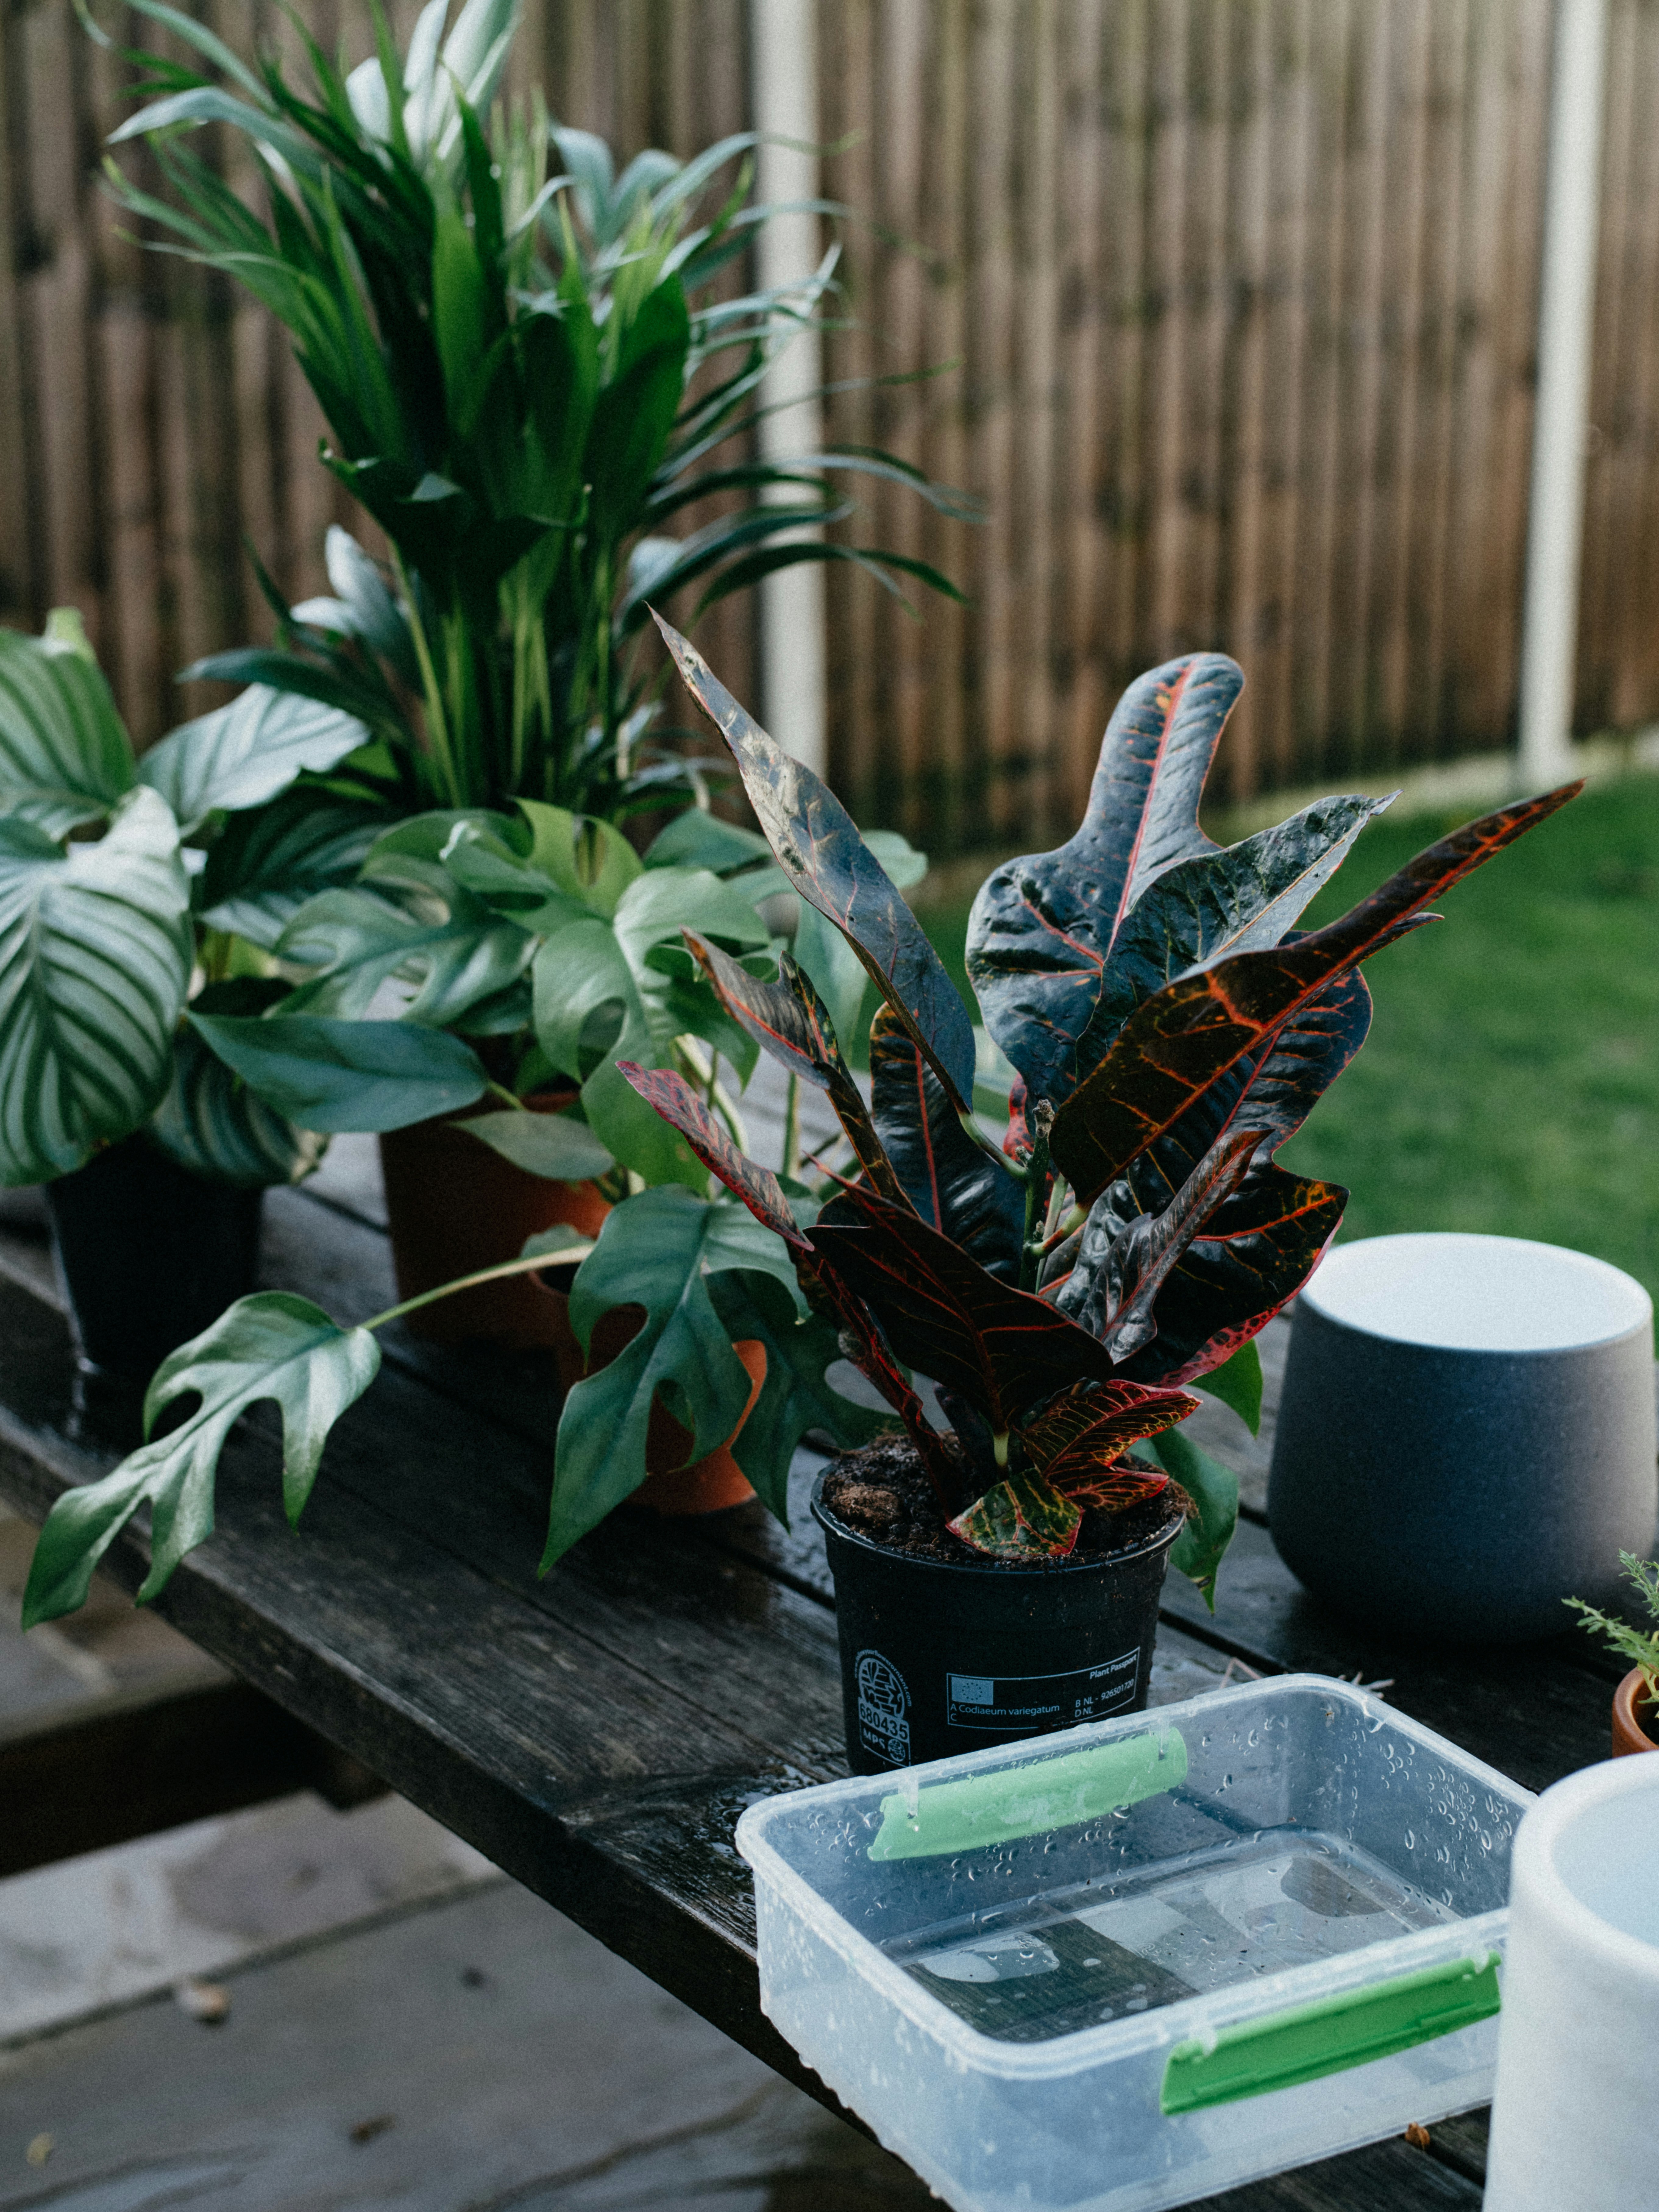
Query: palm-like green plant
[[93, 0, 968, 821]]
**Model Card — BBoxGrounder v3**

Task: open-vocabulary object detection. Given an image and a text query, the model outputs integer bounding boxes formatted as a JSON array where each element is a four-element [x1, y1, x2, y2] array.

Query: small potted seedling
[[623, 620, 1575, 1771], [1568, 1553, 1659, 1754]]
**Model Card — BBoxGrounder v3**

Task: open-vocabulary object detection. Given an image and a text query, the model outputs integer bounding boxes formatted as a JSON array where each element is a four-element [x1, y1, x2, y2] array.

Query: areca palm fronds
[[92, 0, 972, 820]]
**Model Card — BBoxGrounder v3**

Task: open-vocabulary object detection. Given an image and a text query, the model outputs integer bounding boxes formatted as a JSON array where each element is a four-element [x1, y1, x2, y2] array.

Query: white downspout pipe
[[1518, 0, 1609, 789], [749, 0, 827, 775]]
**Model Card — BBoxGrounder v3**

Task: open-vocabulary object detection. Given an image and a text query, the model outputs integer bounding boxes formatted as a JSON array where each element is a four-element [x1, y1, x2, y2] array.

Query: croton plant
[[19, 620, 1574, 1631]]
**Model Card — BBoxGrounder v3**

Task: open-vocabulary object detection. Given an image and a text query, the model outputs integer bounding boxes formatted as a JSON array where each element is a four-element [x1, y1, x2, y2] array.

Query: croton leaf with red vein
[[655, 614, 978, 1108], [949, 1468, 1082, 1559], [808, 1190, 1128, 1436], [1019, 1376, 1200, 1485], [682, 932, 910, 1208], [614, 1062, 807, 1249], [615, 1061, 954, 1492], [1059, 975, 1368, 1382], [965, 654, 1243, 1110], [1050, 783, 1582, 1207], [868, 1004, 1026, 1280]]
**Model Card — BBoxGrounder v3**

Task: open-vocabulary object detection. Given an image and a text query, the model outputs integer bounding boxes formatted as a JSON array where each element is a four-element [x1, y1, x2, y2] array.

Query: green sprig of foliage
[[1567, 1552, 1659, 1699]]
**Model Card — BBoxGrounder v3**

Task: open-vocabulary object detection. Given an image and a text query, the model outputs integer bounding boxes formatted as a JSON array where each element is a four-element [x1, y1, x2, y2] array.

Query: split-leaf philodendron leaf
[[21, 1293, 382, 1629]]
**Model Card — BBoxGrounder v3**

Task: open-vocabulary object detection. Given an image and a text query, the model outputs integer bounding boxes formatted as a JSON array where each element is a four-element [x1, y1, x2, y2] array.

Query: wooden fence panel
[[0, 0, 1654, 847]]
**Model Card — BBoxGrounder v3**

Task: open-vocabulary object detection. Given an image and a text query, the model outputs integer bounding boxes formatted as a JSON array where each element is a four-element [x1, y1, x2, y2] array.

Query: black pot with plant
[[613, 622, 1577, 1770], [0, 616, 358, 1437]]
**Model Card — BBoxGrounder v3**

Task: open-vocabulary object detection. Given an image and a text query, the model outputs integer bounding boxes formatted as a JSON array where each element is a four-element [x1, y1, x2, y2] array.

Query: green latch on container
[[868, 1728, 1188, 1861], [1159, 1953, 1501, 2114]]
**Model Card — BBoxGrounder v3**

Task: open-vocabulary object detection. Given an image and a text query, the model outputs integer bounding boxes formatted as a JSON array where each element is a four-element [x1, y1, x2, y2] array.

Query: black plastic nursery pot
[[46, 1137, 265, 1443], [812, 1465, 1185, 1775]]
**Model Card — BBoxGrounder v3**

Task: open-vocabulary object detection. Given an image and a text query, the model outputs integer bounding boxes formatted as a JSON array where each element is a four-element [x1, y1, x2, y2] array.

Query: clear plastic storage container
[[736, 1676, 1533, 2212]]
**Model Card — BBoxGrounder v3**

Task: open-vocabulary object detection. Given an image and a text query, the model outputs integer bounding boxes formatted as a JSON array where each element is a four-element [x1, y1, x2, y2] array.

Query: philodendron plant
[[18, 621, 1575, 1632], [0, 613, 370, 1190], [176, 791, 926, 1191]]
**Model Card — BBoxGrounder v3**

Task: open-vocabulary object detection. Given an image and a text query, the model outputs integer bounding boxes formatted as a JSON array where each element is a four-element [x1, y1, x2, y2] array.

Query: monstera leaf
[[867, 1004, 1025, 1278], [706, 1267, 890, 1517], [966, 654, 1242, 1107], [545, 1186, 805, 1564], [0, 617, 136, 835], [137, 687, 371, 832], [1050, 783, 1581, 1206], [21, 1292, 381, 1627], [656, 615, 977, 1107], [531, 865, 767, 1187], [0, 787, 192, 1185]]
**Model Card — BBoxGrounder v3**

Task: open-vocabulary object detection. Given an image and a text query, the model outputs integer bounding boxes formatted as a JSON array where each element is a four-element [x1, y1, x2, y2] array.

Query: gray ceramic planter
[[1268, 1232, 1658, 1642]]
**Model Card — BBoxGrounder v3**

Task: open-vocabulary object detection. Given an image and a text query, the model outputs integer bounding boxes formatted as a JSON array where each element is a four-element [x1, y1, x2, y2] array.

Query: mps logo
[[855, 1649, 911, 1766]]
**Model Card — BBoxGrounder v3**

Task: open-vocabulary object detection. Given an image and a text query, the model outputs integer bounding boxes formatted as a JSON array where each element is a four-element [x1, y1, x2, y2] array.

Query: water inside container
[[885, 1828, 1458, 2044]]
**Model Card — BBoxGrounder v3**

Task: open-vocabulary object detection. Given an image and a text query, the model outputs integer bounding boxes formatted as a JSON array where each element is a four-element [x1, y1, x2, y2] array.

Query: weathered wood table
[[0, 1152, 1627, 2211]]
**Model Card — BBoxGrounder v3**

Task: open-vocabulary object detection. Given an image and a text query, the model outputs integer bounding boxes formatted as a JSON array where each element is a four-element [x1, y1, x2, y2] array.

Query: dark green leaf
[[277, 871, 533, 1025], [706, 1267, 889, 1520], [684, 934, 908, 1206], [1154, 1423, 1239, 1611], [455, 1107, 614, 1183], [655, 616, 977, 1107], [808, 1189, 1122, 1436], [197, 792, 383, 950], [148, 1003, 326, 1187], [189, 1012, 488, 1132], [20, 1293, 379, 1627], [1051, 1124, 1261, 1361], [615, 1062, 807, 1246], [1078, 793, 1389, 1068], [586, 279, 691, 541], [1194, 1338, 1263, 1436]]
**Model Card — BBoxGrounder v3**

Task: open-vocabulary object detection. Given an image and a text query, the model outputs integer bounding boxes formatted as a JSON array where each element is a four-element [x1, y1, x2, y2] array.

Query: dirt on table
[[820, 1436, 1184, 1568]]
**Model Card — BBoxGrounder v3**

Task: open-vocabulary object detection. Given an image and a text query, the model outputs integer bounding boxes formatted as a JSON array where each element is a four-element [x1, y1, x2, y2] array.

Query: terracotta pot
[[1611, 1665, 1659, 1755], [378, 1091, 609, 1347], [551, 1304, 765, 1515]]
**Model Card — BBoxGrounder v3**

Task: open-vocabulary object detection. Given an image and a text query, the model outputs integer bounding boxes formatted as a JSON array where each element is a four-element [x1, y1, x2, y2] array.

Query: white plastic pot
[[1483, 1756, 1659, 2210]]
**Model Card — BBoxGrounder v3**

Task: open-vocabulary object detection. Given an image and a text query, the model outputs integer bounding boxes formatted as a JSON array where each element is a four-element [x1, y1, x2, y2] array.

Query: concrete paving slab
[[0, 1793, 494, 2045], [0, 1879, 931, 2211]]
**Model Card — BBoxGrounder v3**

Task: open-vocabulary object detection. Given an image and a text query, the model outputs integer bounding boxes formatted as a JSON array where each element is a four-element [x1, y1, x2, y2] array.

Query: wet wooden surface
[[0, 1159, 1626, 2210]]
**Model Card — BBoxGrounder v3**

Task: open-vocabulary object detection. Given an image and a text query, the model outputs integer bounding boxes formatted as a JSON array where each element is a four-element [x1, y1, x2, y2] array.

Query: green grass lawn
[[917, 777, 1659, 1307]]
